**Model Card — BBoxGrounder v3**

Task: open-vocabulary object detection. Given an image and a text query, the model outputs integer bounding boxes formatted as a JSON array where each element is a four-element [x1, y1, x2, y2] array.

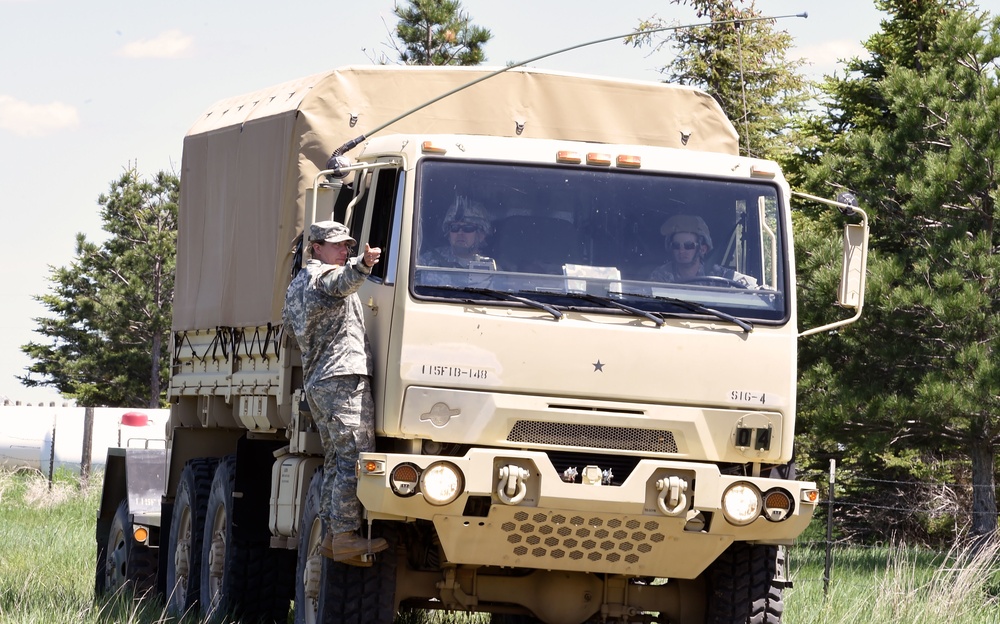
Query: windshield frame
[[408, 157, 791, 326]]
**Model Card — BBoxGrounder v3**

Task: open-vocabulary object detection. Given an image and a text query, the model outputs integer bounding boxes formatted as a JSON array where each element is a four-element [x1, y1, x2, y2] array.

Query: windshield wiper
[[419, 285, 562, 320], [624, 292, 753, 333], [549, 292, 664, 328]]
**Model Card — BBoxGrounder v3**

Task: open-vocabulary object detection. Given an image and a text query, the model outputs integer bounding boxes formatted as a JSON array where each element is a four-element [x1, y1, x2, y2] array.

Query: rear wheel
[[165, 457, 218, 617], [95, 499, 157, 596], [201, 454, 294, 622], [706, 543, 785, 624]]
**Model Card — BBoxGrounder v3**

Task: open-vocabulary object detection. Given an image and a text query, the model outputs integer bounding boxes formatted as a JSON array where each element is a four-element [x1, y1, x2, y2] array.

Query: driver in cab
[[650, 215, 757, 288]]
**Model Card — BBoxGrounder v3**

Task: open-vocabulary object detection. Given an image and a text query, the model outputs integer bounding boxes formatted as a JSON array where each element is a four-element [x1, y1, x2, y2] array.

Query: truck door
[[349, 163, 405, 423]]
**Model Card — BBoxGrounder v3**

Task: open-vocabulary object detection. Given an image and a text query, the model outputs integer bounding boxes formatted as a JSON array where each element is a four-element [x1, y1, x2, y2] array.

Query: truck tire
[[294, 468, 327, 624], [294, 468, 398, 624], [95, 499, 157, 596], [201, 454, 294, 623], [166, 457, 219, 618], [706, 543, 785, 624]]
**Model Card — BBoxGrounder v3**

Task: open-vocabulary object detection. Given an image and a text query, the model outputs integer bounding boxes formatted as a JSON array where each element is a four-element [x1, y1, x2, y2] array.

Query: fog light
[[722, 482, 762, 526], [762, 488, 794, 522], [420, 462, 463, 505], [390, 462, 420, 497]]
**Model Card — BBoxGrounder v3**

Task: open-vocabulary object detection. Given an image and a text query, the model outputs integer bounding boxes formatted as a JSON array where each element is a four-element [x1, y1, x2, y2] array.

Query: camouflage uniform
[[650, 262, 758, 288], [282, 241, 374, 534]]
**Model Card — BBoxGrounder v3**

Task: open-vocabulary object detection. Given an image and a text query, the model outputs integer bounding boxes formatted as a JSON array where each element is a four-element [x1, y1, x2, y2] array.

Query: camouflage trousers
[[305, 374, 375, 534]]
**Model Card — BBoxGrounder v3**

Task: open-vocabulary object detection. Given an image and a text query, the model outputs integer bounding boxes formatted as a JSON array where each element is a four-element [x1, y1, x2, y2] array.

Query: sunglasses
[[449, 224, 480, 233], [671, 241, 698, 251]]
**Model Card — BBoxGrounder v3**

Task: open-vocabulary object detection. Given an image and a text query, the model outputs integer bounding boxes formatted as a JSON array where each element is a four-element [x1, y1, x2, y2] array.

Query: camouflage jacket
[[649, 262, 758, 288], [282, 257, 373, 387]]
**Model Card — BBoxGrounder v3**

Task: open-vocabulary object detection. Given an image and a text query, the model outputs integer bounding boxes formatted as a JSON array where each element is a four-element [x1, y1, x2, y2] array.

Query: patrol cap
[[309, 220, 356, 246], [661, 214, 712, 251], [442, 196, 492, 235]]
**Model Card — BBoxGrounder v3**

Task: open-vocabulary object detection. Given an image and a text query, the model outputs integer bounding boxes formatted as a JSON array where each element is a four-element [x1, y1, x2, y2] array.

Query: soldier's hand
[[363, 243, 382, 267]]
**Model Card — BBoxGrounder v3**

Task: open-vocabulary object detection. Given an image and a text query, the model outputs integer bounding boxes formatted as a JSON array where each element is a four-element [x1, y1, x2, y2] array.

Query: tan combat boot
[[320, 531, 388, 562]]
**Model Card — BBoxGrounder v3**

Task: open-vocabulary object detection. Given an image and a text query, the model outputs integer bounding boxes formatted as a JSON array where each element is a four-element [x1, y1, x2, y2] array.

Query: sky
[[0, 0, 949, 405]]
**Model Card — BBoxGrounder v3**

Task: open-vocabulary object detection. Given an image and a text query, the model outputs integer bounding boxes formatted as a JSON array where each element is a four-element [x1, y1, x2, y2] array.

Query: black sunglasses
[[449, 224, 480, 233], [671, 241, 698, 251]]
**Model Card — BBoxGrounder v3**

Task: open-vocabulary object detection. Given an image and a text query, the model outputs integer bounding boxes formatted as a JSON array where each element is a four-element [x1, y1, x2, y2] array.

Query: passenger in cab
[[419, 196, 495, 268], [417, 197, 498, 286], [650, 215, 757, 288]]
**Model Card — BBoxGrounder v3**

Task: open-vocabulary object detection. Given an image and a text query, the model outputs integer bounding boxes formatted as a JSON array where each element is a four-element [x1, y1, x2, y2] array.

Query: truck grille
[[506, 421, 678, 454], [434, 507, 727, 578], [502, 511, 664, 565]]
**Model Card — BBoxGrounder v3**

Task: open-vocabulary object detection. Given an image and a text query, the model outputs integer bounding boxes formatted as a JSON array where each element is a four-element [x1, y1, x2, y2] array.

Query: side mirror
[[837, 223, 868, 309], [793, 190, 870, 338]]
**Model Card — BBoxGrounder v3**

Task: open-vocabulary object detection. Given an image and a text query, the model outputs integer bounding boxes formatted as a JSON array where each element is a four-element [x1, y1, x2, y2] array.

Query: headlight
[[722, 482, 762, 526], [419, 461, 464, 505]]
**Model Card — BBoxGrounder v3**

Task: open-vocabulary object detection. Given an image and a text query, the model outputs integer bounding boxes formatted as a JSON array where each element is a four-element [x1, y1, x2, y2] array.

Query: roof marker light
[[586, 152, 612, 166], [616, 154, 642, 168], [421, 141, 447, 154], [556, 151, 582, 164], [750, 164, 777, 178]]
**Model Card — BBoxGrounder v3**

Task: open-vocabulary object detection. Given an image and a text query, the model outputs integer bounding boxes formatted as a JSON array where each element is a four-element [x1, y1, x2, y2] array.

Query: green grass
[[1, 468, 998, 623]]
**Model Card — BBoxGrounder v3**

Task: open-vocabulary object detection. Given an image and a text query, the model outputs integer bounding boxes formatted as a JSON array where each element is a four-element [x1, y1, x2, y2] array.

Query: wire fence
[[790, 460, 998, 594]]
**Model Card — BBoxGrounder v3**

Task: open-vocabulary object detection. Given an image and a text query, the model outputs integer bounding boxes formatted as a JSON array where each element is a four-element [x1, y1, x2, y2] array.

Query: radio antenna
[[325, 12, 808, 168]]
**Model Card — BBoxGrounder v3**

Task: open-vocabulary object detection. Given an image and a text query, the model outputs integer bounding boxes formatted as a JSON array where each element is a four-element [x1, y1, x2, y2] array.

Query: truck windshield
[[412, 159, 787, 324]]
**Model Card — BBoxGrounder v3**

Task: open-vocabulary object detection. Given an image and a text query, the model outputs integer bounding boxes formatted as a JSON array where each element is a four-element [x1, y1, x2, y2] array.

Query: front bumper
[[357, 448, 816, 579]]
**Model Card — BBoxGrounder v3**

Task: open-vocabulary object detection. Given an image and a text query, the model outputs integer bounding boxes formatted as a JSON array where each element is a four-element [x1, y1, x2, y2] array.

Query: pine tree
[[392, 0, 491, 66], [629, 0, 810, 161], [20, 167, 178, 408], [798, 2, 1000, 540]]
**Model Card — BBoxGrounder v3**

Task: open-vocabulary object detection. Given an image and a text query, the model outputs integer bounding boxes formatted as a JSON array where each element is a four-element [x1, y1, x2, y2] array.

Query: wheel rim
[[174, 505, 192, 596], [302, 515, 324, 624], [206, 502, 227, 615], [106, 523, 127, 590]]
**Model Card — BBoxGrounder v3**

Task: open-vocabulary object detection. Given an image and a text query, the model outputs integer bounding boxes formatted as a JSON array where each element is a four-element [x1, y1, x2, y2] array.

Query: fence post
[[80, 406, 94, 487], [824, 458, 836, 597], [48, 420, 56, 491]]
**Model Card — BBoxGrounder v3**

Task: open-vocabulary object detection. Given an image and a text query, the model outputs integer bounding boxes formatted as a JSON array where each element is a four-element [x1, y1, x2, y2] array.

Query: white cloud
[[795, 40, 869, 76], [0, 95, 79, 137], [119, 29, 193, 59]]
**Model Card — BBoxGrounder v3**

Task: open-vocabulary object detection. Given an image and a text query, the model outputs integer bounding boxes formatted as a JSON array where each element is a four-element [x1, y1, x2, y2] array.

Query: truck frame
[[95, 65, 868, 624]]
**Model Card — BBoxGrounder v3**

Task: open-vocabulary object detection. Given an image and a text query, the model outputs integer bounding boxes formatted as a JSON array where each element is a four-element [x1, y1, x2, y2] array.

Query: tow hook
[[655, 476, 689, 516], [497, 465, 530, 505]]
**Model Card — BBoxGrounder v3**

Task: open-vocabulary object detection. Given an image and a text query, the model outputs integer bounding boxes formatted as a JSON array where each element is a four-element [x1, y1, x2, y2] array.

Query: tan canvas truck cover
[[173, 65, 739, 332]]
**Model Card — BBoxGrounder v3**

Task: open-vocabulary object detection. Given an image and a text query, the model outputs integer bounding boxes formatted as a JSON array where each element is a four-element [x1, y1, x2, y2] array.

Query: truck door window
[[364, 167, 402, 283], [411, 159, 788, 324]]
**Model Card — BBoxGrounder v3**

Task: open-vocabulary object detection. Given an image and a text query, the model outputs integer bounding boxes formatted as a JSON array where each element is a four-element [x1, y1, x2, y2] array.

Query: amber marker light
[[556, 151, 582, 164], [750, 164, 777, 178], [421, 141, 447, 154], [802, 489, 820, 503], [616, 154, 642, 168], [133, 526, 149, 544], [363, 459, 385, 475], [586, 152, 612, 166]]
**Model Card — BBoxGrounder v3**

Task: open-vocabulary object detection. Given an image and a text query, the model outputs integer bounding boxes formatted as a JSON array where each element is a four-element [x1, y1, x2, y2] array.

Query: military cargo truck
[[95, 65, 868, 624]]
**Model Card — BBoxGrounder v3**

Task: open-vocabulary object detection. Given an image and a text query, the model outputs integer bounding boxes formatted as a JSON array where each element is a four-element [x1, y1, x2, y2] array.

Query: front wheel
[[294, 467, 398, 624], [706, 543, 785, 624]]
